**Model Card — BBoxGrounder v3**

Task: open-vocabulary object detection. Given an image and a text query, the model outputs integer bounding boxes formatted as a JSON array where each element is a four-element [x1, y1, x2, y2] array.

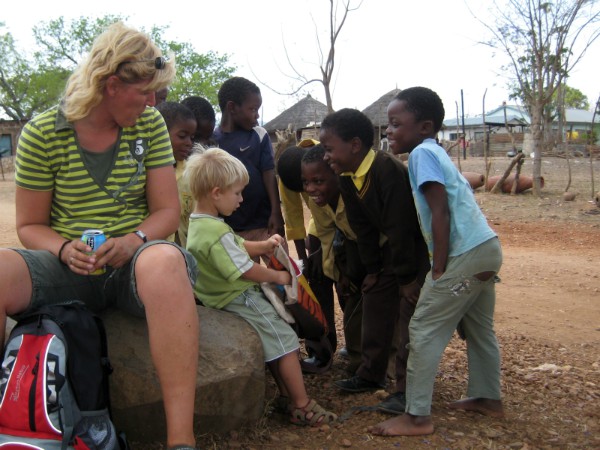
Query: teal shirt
[[186, 213, 256, 308]]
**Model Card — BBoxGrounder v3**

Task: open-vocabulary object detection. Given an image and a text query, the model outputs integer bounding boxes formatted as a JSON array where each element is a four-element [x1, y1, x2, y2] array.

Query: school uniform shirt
[[278, 179, 312, 241], [407, 138, 497, 259], [339, 150, 427, 285], [308, 195, 356, 281], [170, 159, 195, 247]]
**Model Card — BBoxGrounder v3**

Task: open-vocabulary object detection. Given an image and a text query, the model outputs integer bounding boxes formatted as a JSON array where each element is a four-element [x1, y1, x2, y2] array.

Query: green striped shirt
[[15, 107, 175, 240]]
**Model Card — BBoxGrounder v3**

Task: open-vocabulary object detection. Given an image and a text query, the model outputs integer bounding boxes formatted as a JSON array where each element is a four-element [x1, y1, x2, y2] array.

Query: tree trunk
[[590, 148, 595, 199], [565, 152, 572, 193], [483, 90, 489, 188], [530, 106, 544, 196]]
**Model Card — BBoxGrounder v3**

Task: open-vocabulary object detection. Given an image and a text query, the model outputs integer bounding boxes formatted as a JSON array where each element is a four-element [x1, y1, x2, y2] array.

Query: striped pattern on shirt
[[15, 107, 175, 240]]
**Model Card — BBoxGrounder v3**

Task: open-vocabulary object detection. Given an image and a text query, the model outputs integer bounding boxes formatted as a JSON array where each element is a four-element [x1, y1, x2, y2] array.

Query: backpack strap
[[94, 314, 114, 417], [60, 386, 77, 450]]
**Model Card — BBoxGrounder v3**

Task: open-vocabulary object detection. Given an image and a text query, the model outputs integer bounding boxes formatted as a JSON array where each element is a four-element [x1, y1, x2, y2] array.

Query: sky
[[2, 0, 599, 124]]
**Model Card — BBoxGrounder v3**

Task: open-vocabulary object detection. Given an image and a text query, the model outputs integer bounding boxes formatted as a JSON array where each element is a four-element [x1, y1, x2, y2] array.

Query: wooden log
[[462, 171, 485, 190], [486, 174, 543, 193], [488, 152, 524, 194]]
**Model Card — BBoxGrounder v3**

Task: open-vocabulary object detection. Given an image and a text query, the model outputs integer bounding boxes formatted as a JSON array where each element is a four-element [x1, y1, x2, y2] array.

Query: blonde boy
[[184, 148, 337, 427]]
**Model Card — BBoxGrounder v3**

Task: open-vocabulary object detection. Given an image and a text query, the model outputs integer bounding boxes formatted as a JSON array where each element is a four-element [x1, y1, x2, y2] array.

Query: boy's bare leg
[[136, 245, 199, 448], [448, 398, 504, 418], [268, 351, 309, 408], [368, 414, 434, 436]]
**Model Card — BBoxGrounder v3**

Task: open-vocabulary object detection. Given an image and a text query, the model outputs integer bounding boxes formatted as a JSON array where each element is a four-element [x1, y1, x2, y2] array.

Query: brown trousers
[[356, 248, 417, 389]]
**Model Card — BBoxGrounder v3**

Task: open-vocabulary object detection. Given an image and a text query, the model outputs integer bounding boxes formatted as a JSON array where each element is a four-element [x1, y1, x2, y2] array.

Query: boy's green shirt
[[186, 213, 256, 308]]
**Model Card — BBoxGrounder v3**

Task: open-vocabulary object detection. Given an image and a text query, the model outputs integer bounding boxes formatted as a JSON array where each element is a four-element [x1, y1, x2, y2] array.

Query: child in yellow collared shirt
[[300, 144, 366, 373], [276, 138, 319, 267], [277, 140, 364, 373], [156, 101, 197, 247]]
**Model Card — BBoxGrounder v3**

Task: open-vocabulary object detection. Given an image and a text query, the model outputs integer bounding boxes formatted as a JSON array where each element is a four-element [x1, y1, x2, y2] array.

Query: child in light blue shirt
[[369, 86, 504, 437]]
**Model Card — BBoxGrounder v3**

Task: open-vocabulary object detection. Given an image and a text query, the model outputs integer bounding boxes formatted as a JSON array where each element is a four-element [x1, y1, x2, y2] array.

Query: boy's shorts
[[223, 286, 299, 362], [10, 240, 197, 320]]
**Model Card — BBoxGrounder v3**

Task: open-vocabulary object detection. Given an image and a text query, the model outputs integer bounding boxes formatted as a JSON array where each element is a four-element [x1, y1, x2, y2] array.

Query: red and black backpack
[[0, 301, 122, 450]]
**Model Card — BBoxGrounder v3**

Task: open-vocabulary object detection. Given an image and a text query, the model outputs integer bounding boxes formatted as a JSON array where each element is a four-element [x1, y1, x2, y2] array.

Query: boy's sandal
[[289, 399, 338, 427]]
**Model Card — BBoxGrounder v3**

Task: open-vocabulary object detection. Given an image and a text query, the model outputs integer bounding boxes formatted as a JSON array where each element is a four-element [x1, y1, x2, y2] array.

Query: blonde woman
[[0, 22, 199, 450]]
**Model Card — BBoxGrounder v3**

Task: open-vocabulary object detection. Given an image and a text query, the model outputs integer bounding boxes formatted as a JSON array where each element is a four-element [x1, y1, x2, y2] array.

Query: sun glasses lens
[[154, 57, 167, 70], [118, 56, 167, 72]]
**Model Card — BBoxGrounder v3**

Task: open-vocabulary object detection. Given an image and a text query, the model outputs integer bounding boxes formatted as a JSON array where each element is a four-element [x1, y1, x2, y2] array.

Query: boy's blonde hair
[[62, 21, 175, 122], [185, 148, 249, 200]]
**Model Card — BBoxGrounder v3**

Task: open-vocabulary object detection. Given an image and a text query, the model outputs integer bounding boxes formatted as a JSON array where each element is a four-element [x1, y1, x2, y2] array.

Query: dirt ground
[[0, 156, 599, 449]]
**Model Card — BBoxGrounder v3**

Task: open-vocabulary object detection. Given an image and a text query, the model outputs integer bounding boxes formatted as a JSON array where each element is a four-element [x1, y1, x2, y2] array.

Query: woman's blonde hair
[[185, 148, 249, 200], [62, 21, 176, 121]]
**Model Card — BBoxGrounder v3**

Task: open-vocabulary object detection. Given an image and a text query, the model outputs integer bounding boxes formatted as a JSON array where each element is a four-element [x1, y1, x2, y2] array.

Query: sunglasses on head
[[118, 56, 168, 71], [151, 56, 168, 69]]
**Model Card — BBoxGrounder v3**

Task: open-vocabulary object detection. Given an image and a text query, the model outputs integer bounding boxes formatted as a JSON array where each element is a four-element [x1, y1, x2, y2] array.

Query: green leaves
[[0, 15, 235, 120]]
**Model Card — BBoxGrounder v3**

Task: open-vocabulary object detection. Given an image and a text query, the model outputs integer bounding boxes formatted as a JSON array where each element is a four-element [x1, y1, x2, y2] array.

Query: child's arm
[[421, 181, 450, 280], [278, 179, 308, 264], [243, 234, 285, 258], [263, 169, 285, 237], [242, 262, 292, 285]]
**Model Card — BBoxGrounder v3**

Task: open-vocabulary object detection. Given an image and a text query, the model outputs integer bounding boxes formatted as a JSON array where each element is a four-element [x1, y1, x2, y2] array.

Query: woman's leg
[[0, 249, 33, 348], [135, 244, 199, 448]]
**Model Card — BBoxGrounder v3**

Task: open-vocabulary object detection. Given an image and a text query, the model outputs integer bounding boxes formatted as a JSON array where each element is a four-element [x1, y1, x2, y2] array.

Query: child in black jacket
[[320, 108, 429, 413]]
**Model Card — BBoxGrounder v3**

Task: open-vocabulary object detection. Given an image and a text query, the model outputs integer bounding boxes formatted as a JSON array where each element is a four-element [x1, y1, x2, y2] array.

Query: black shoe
[[334, 375, 385, 393], [338, 347, 349, 359], [376, 391, 406, 415], [300, 356, 332, 374]]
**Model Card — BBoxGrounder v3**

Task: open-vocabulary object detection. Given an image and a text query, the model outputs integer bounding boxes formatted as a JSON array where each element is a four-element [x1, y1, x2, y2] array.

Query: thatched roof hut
[[361, 89, 401, 150], [362, 88, 401, 127], [263, 94, 329, 133]]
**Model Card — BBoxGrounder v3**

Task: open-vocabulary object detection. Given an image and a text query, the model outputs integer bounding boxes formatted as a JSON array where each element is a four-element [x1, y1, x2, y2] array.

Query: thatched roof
[[362, 89, 401, 127], [264, 95, 329, 133]]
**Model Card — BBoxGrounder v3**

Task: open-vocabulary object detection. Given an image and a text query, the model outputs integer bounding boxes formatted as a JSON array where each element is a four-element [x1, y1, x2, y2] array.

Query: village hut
[[263, 94, 329, 144], [362, 88, 401, 151]]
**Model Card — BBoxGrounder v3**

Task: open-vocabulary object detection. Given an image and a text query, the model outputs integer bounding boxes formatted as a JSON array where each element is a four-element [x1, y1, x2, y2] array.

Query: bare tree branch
[[253, 0, 362, 114]]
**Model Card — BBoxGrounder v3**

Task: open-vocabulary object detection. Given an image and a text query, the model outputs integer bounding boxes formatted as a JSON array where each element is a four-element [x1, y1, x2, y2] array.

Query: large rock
[[5, 306, 266, 443], [102, 306, 265, 442]]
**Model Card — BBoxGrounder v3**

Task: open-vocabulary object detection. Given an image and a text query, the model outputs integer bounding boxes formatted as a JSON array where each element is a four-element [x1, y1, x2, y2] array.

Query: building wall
[[0, 120, 26, 157], [444, 132, 600, 158]]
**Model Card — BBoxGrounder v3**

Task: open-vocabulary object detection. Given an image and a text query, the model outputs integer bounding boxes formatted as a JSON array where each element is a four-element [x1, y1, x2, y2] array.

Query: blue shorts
[[11, 240, 198, 320]]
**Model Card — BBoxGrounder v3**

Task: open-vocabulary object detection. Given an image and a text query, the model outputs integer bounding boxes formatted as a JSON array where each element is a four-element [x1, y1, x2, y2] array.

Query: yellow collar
[[341, 149, 375, 190]]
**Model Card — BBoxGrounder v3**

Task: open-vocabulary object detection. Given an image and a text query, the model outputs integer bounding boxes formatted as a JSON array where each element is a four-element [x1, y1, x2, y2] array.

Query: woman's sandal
[[289, 399, 337, 427]]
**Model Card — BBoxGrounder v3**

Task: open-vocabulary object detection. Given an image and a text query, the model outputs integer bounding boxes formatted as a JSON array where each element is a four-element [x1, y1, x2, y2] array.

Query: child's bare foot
[[448, 397, 505, 418], [368, 414, 434, 436]]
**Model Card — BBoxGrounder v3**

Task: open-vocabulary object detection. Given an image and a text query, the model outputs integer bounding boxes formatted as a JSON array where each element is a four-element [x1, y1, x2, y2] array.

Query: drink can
[[81, 229, 107, 275]]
